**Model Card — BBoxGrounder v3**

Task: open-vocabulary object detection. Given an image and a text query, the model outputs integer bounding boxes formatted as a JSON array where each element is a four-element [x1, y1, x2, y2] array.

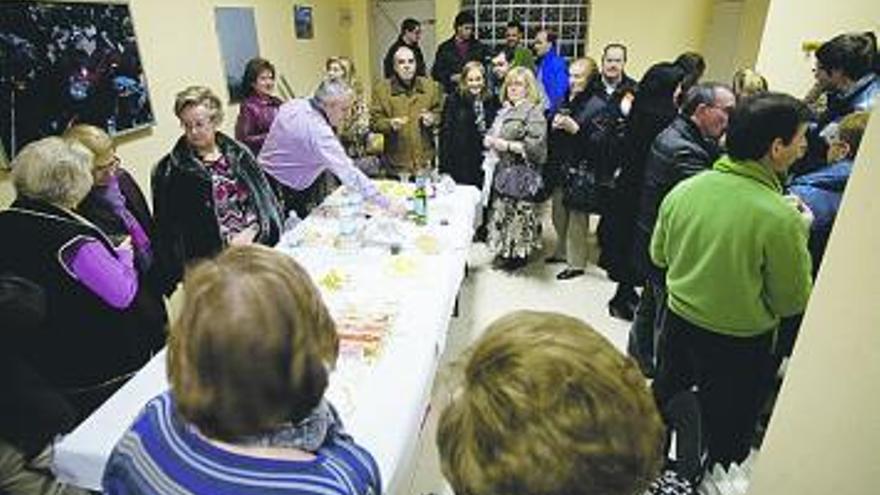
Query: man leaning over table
[[259, 79, 392, 218]]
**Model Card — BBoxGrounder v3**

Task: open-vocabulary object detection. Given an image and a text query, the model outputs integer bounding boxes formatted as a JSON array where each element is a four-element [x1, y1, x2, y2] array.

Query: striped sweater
[[102, 392, 381, 495]]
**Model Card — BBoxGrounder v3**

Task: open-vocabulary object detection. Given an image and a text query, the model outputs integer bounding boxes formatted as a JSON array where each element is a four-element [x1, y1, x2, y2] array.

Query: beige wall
[[588, 0, 714, 79], [1, 0, 352, 206], [755, 0, 880, 97], [749, 106, 880, 495], [435, 0, 458, 52], [347, 0, 376, 97], [732, 0, 770, 74]]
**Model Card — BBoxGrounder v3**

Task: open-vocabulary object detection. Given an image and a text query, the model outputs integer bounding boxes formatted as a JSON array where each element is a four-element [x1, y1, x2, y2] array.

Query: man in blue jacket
[[533, 29, 568, 116]]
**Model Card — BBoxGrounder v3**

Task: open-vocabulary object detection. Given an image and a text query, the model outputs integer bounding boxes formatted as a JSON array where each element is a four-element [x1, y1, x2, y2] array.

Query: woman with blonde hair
[[439, 60, 500, 187], [731, 68, 768, 101], [152, 85, 282, 294], [64, 125, 164, 299], [103, 245, 381, 495], [437, 310, 666, 495], [326, 56, 375, 162], [483, 66, 547, 270]]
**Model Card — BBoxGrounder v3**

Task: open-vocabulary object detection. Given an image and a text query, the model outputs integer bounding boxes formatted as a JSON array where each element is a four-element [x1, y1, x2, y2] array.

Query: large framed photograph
[[0, 1, 155, 161]]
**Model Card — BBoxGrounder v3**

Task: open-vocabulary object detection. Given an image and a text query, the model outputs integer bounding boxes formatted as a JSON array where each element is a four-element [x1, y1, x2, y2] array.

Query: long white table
[[52, 184, 480, 493]]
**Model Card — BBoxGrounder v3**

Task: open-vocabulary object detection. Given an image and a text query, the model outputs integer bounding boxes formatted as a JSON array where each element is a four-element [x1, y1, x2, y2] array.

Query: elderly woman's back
[[103, 245, 381, 495], [0, 137, 160, 422]]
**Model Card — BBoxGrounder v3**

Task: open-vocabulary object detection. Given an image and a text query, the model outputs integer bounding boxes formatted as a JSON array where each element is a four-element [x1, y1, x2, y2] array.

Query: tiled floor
[[403, 213, 631, 495]]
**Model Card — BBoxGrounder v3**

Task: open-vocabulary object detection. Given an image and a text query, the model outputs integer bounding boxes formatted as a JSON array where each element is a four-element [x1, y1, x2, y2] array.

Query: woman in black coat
[[599, 62, 687, 319], [439, 61, 499, 187], [152, 86, 282, 294]]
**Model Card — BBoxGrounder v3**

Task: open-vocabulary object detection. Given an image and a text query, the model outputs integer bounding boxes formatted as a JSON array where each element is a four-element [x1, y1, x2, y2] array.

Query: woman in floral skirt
[[483, 67, 547, 270]]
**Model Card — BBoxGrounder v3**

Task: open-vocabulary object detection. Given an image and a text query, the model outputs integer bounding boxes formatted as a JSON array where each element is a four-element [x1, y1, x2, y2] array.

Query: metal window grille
[[460, 0, 590, 60]]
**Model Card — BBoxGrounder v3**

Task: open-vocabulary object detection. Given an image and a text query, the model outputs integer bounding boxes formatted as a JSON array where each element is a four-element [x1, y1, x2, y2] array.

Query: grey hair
[[174, 85, 224, 125], [12, 137, 94, 208], [680, 82, 733, 117], [313, 78, 354, 105]]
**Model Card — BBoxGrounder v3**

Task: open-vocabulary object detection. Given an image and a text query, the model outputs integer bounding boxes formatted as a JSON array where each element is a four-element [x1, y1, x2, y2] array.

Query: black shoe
[[473, 225, 488, 243], [506, 256, 528, 271], [556, 268, 585, 280], [544, 256, 566, 264], [608, 297, 636, 321]]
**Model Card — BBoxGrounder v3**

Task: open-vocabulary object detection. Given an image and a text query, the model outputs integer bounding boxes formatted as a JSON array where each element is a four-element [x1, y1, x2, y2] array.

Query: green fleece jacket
[[651, 155, 813, 336]]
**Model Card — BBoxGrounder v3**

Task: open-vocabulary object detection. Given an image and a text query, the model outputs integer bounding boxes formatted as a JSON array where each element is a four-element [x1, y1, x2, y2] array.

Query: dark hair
[[680, 82, 731, 117], [454, 11, 475, 28], [675, 51, 706, 97], [506, 20, 524, 34], [401, 18, 420, 34], [492, 45, 510, 61], [539, 29, 558, 45], [242, 58, 275, 97], [816, 32, 876, 80], [726, 92, 811, 161], [675, 51, 706, 79], [636, 62, 686, 103], [603, 43, 628, 62]]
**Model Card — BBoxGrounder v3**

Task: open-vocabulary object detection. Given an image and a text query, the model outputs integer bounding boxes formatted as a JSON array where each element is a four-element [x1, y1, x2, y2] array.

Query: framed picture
[[294, 5, 313, 40], [0, 1, 155, 161], [214, 7, 260, 102]]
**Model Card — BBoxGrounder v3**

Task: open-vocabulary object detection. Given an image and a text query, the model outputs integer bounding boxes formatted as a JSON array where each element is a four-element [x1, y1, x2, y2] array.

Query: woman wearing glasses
[[152, 86, 282, 294]]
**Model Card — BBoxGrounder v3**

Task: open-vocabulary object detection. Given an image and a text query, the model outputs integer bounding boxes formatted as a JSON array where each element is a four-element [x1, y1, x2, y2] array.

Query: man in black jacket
[[627, 82, 735, 377], [382, 18, 426, 79], [431, 11, 488, 94]]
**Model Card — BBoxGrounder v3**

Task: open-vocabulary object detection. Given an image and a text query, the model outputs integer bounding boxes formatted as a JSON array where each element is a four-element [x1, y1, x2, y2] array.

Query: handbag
[[493, 158, 544, 200], [562, 162, 598, 212]]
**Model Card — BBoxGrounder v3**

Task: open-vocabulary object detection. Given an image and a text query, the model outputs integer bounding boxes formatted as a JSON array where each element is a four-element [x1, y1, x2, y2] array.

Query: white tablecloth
[[52, 184, 481, 492]]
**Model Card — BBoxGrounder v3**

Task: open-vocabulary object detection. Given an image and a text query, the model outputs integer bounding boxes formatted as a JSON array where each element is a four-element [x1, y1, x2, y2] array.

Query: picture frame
[[0, 0, 155, 162], [294, 5, 313, 40]]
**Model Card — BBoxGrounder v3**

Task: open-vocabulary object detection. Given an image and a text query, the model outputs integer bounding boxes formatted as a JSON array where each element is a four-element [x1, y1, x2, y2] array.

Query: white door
[[372, 0, 436, 82]]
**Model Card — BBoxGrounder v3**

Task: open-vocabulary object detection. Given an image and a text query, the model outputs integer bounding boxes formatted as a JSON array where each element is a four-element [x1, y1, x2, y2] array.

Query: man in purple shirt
[[259, 79, 391, 217]]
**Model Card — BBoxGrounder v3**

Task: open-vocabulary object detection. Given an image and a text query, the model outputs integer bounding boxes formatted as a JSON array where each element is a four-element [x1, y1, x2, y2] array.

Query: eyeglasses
[[710, 103, 734, 115], [180, 119, 214, 132]]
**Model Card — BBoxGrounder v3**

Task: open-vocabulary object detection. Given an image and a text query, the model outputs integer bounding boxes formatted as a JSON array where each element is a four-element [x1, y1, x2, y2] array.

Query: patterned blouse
[[205, 154, 259, 243]]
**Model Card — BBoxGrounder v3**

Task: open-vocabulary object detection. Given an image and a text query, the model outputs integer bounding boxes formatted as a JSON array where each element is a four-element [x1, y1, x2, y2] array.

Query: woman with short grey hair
[[0, 136, 161, 424]]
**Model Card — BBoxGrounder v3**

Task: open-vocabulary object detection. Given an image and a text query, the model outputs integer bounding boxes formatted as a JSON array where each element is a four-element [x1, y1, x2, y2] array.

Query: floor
[[404, 212, 631, 495]]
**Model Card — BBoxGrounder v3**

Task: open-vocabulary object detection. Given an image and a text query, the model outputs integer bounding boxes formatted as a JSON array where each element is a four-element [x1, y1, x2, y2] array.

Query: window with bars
[[461, 0, 590, 60]]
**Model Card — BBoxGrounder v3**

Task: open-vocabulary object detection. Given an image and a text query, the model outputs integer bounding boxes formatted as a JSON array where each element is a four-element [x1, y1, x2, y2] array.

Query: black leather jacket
[[632, 115, 720, 282]]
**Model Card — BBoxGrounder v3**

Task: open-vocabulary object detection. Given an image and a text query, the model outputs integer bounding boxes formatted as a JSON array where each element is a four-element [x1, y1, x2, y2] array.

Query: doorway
[[372, 0, 436, 83]]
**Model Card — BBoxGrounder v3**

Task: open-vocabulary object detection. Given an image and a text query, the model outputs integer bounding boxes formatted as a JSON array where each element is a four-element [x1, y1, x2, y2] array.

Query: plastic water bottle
[[413, 175, 428, 226], [338, 189, 362, 248]]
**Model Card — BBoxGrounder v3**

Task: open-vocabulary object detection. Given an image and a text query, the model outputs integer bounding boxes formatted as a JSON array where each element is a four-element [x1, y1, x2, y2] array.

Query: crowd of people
[[1, 7, 877, 495]]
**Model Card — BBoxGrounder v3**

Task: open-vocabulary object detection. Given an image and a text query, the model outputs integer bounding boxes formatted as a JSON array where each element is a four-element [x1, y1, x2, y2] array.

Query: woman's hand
[[507, 141, 526, 156], [230, 225, 258, 246], [553, 115, 580, 134]]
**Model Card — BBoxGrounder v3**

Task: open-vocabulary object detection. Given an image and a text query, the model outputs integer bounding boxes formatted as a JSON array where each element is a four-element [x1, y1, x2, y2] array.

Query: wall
[[1, 0, 351, 206], [347, 0, 375, 96], [754, 0, 880, 97], [731, 0, 770, 73], [587, 0, 714, 79], [748, 106, 880, 495], [701, 0, 745, 83]]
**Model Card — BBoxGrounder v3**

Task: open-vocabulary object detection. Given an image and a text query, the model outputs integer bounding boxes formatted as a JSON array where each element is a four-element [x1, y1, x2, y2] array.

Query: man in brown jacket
[[371, 45, 443, 177]]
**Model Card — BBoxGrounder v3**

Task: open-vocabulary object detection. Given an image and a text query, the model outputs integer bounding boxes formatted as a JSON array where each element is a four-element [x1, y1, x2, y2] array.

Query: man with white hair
[[259, 79, 391, 217]]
